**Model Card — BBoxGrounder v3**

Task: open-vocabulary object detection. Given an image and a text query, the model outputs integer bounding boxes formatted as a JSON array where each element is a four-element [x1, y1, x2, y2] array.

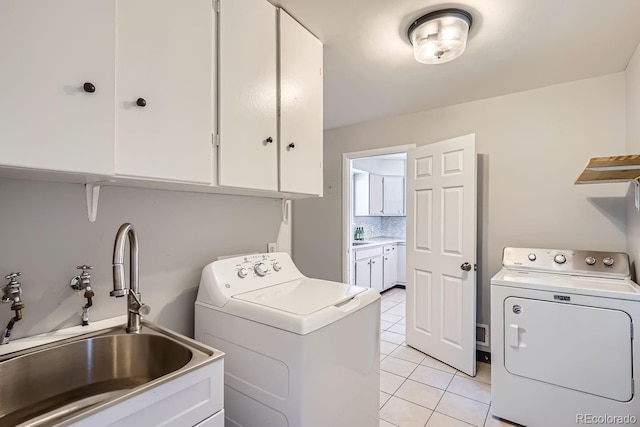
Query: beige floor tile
[[484, 406, 519, 426], [382, 301, 399, 312], [381, 353, 388, 362], [387, 304, 406, 316], [382, 313, 404, 323], [388, 294, 406, 303], [420, 355, 457, 374], [381, 340, 400, 355], [381, 331, 406, 345], [447, 376, 491, 404], [427, 412, 475, 427], [380, 370, 406, 394], [435, 392, 489, 427], [409, 366, 454, 390], [380, 396, 433, 427], [390, 345, 426, 364], [397, 317, 406, 325], [395, 379, 444, 410], [381, 356, 419, 378], [380, 391, 392, 408], [387, 323, 406, 335], [456, 363, 491, 384], [380, 420, 398, 427]]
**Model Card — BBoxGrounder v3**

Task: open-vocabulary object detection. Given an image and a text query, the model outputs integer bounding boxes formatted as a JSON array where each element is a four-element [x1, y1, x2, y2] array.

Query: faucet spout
[[111, 223, 148, 333]]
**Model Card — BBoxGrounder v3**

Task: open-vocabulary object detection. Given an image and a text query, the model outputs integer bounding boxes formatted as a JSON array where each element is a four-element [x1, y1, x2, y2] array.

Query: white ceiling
[[270, 0, 640, 129]]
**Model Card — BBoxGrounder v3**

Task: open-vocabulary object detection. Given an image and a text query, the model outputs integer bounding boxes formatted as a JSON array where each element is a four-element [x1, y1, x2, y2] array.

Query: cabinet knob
[[136, 98, 147, 107], [83, 82, 96, 93], [265, 137, 273, 144], [288, 143, 295, 149]]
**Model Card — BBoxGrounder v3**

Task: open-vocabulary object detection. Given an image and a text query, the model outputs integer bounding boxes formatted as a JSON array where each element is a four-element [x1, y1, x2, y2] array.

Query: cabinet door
[[0, 0, 115, 175], [218, 0, 278, 191], [354, 259, 371, 288], [115, 0, 213, 184], [369, 174, 384, 215], [383, 245, 398, 288], [370, 256, 383, 292], [383, 176, 405, 215], [279, 10, 323, 195], [397, 244, 406, 283], [353, 173, 370, 216]]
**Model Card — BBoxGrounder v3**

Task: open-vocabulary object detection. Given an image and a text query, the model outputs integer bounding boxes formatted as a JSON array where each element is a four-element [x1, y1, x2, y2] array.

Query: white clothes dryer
[[491, 247, 640, 427], [195, 252, 380, 427]]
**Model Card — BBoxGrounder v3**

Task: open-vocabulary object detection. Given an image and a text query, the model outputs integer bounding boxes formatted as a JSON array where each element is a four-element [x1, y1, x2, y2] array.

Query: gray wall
[[626, 43, 640, 277], [294, 73, 627, 351], [0, 179, 281, 339]]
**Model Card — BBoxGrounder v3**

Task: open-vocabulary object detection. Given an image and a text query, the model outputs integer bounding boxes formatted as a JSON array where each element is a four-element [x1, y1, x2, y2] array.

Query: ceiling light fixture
[[407, 8, 472, 64]]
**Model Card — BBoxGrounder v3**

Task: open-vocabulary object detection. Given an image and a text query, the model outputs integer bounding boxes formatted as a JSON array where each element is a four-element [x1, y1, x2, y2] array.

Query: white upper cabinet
[[218, 0, 278, 191], [383, 176, 405, 215], [0, 0, 115, 175], [279, 10, 323, 196], [115, 0, 213, 184], [369, 174, 384, 215]]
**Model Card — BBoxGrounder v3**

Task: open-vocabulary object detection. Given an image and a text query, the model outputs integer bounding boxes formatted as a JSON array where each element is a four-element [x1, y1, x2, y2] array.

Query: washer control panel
[[502, 247, 630, 279]]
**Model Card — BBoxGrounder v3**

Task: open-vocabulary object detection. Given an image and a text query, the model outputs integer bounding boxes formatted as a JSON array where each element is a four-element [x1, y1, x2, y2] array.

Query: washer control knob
[[237, 268, 248, 278], [272, 262, 281, 271], [554, 254, 566, 264], [603, 257, 615, 267], [585, 256, 596, 266], [528, 253, 536, 261], [255, 263, 268, 276]]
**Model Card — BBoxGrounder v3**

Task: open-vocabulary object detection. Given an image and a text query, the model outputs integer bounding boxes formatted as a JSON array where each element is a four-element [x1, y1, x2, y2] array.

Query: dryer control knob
[[528, 253, 536, 261], [554, 254, 566, 264], [603, 257, 615, 267], [255, 263, 268, 276], [585, 256, 596, 266], [272, 262, 281, 271], [237, 268, 248, 278]]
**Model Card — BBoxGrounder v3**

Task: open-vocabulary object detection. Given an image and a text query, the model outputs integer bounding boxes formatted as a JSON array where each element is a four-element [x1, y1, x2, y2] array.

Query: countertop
[[351, 237, 406, 250]]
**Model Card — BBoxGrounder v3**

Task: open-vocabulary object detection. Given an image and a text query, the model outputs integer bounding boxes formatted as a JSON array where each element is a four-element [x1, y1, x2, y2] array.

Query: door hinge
[[213, 0, 220, 13], [215, 133, 220, 147]]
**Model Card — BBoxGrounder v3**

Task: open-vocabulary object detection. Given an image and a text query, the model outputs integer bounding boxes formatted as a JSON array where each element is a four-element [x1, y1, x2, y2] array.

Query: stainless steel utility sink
[[0, 321, 222, 427]]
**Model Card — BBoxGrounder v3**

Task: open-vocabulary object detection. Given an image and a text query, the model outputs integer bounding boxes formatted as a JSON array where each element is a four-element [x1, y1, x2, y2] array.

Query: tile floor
[[378, 288, 514, 427]]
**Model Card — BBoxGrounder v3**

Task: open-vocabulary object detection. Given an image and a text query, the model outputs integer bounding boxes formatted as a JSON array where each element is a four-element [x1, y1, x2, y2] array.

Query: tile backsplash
[[353, 216, 405, 239]]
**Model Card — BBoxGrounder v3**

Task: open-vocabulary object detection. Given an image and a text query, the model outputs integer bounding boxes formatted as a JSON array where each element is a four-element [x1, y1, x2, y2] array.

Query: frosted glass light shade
[[408, 9, 472, 64]]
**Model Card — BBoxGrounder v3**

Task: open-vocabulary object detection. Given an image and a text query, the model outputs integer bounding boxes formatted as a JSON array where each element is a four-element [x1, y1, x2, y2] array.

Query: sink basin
[[0, 321, 223, 427]]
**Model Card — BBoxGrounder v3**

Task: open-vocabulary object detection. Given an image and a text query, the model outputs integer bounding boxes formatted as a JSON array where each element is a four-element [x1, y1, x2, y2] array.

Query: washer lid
[[232, 277, 366, 315]]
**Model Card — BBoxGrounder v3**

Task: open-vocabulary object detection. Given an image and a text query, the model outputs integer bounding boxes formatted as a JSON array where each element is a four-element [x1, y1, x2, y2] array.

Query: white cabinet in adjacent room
[[218, 0, 278, 191], [279, 10, 323, 195], [383, 176, 405, 215], [383, 245, 398, 289], [370, 256, 383, 292], [369, 174, 384, 215], [0, 0, 115, 175], [354, 247, 383, 291], [354, 259, 371, 288], [115, 0, 214, 184], [397, 244, 406, 284]]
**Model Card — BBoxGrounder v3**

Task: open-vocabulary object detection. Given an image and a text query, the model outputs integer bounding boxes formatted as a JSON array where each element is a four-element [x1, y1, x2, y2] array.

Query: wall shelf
[[575, 155, 640, 210]]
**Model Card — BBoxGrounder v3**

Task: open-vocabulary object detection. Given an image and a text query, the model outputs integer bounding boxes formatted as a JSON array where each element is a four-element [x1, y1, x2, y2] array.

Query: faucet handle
[[5, 272, 21, 284], [76, 265, 93, 274]]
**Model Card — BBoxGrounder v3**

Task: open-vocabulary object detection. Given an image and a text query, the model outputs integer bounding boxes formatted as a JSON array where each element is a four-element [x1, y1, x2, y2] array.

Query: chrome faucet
[[70, 265, 95, 326], [111, 223, 150, 333]]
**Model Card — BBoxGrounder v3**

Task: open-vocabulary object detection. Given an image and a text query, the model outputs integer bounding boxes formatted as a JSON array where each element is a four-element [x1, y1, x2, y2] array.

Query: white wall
[[0, 179, 281, 340], [294, 73, 627, 349], [626, 43, 640, 278]]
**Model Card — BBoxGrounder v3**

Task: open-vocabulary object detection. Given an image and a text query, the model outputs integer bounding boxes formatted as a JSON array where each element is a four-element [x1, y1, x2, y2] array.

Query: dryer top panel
[[501, 247, 630, 279]]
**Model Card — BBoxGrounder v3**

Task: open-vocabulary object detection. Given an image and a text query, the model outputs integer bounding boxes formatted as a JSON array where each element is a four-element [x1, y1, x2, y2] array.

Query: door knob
[[288, 143, 295, 149], [136, 98, 147, 107], [83, 82, 96, 93], [460, 262, 472, 271]]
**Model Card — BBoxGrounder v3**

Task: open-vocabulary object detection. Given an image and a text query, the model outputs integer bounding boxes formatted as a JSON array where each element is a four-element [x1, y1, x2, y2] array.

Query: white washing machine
[[194, 252, 380, 427], [491, 247, 640, 427]]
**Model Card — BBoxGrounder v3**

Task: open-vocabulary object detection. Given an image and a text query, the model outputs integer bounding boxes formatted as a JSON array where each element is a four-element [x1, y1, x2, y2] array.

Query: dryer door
[[504, 297, 633, 401]]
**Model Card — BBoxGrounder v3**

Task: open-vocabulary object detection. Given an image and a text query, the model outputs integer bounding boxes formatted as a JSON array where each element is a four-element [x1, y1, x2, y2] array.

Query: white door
[[115, 0, 213, 184], [0, 0, 115, 175], [218, 0, 278, 191], [406, 134, 477, 376], [279, 9, 323, 196], [354, 259, 371, 288], [370, 256, 383, 292], [369, 174, 384, 215], [383, 176, 404, 215]]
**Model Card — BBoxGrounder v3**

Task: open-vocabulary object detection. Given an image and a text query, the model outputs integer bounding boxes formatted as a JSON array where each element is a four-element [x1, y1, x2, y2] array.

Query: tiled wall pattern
[[353, 216, 406, 240]]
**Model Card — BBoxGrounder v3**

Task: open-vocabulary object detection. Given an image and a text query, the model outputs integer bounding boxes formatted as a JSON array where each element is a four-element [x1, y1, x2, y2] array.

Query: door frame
[[341, 144, 415, 284]]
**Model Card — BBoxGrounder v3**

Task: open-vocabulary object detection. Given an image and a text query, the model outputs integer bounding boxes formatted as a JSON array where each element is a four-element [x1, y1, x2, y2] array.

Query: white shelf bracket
[[86, 184, 101, 223]]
